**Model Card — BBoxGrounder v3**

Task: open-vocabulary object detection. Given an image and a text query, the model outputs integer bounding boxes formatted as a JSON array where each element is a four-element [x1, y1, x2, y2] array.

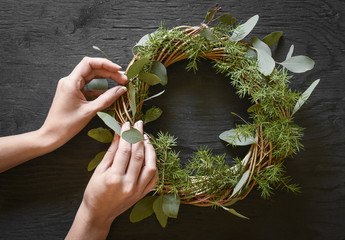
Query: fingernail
[[121, 86, 127, 92], [124, 121, 130, 128], [144, 134, 149, 140], [138, 120, 143, 127]]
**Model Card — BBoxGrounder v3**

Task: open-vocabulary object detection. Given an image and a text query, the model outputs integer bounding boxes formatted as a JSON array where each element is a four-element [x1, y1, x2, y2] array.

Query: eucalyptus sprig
[[86, 5, 319, 227]]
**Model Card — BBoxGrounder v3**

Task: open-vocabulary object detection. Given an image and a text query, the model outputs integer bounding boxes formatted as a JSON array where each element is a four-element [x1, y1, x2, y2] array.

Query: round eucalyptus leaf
[[162, 194, 180, 218], [230, 15, 259, 42], [127, 57, 150, 80], [153, 195, 168, 228], [218, 13, 236, 26], [97, 112, 121, 135], [122, 128, 145, 144], [280, 55, 315, 73], [262, 31, 283, 47], [130, 196, 158, 223], [151, 61, 168, 85], [86, 78, 108, 90], [87, 151, 106, 171], [87, 127, 113, 143], [138, 72, 162, 85]]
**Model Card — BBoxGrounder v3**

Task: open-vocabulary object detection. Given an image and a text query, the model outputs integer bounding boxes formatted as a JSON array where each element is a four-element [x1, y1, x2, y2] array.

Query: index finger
[[73, 57, 121, 77], [70, 57, 127, 85]]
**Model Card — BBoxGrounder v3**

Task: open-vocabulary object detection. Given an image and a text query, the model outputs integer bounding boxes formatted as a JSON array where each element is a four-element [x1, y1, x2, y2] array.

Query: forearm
[[65, 201, 112, 240], [0, 128, 58, 172]]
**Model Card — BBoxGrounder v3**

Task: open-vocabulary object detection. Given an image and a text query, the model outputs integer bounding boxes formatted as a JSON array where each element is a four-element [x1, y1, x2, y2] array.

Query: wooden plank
[[0, 0, 344, 239]]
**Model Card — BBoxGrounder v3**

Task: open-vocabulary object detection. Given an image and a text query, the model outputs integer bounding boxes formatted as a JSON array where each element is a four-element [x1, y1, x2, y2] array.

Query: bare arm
[[0, 57, 127, 172]]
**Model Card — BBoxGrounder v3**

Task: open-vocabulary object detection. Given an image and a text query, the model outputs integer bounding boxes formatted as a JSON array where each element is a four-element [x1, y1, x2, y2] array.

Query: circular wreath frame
[[115, 25, 281, 206], [90, 8, 318, 222]]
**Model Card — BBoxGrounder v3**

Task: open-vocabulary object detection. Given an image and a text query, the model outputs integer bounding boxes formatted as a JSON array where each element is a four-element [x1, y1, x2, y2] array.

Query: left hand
[[40, 57, 128, 148]]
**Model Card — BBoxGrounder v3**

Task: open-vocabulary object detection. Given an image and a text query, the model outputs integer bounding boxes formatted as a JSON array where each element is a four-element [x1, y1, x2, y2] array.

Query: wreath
[[86, 5, 320, 227]]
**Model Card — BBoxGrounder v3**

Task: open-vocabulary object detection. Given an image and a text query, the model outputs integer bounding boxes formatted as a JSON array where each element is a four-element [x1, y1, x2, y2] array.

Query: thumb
[[90, 86, 127, 112]]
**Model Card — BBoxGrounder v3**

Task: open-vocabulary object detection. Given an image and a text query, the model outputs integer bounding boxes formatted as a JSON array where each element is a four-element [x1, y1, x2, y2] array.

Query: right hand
[[79, 121, 157, 228]]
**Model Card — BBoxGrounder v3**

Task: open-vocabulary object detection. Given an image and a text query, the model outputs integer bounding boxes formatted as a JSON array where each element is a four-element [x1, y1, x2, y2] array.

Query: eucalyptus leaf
[[247, 49, 257, 59], [199, 28, 215, 41], [230, 169, 250, 198], [144, 107, 163, 124], [92, 45, 111, 61], [247, 103, 261, 113], [219, 129, 255, 146], [227, 208, 249, 219], [255, 48, 275, 76], [241, 150, 252, 166], [122, 128, 145, 144], [135, 31, 157, 47], [292, 79, 320, 115], [144, 90, 165, 102], [138, 72, 162, 85], [230, 15, 259, 42], [127, 57, 150, 80], [251, 37, 271, 56], [204, 9, 215, 22], [97, 112, 121, 135], [130, 196, 158, 223], [218, 14, 236, 26], [162, 194, 180, 218], [280, 55, 315, 73], [286, 44, 294, 60], [222, 197, 240, 207], [88, 151, 106, 171], [151, 61, 168, 85], [262, 31, 283, 47], [86, 78, 108, 90], [153, 195, 168, 228], [87, 127, 113, 143], [127, 82, 136, 117]]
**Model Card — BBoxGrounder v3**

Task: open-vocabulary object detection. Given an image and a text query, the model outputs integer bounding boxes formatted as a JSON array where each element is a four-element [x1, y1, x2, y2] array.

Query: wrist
[[37, 125, 66, 152], [78, 200, 115, 230], [66, 201, 112, 240]]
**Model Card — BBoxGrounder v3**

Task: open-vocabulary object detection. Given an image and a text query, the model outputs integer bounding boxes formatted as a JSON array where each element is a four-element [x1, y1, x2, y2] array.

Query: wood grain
[[0, 0, 344, 239]]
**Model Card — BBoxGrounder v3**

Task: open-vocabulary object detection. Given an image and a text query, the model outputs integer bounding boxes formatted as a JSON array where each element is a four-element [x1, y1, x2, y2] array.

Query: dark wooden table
[[0, 0, 344, 239]]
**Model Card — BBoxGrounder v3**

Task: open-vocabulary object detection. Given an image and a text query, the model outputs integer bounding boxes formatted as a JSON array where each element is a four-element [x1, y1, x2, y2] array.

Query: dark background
[[0, 0, 344, 239]]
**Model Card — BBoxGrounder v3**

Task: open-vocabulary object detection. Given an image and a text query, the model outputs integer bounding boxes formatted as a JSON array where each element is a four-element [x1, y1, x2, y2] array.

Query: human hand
[[66, 121, 157, 239], [40, 57, 128, 149]]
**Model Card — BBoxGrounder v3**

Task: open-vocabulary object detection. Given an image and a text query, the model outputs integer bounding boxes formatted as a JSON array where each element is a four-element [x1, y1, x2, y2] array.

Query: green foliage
[[293, 79, 320, 115], [97, 112, 121, 135], [262, 31, 283, 46], [122, 128, 144, 144], [88, 127, 113, 143], [89, 6, 318, 227], [127, 81, 136, 117], [153, 194, 168, 227], [130, 196, 157, 223], [144, 107, 163, 124], [127, 57, 150, 80], [86, 78, 108, 90], [230, 15, 259, 42], [218, 14, 236, 26], [88, 151, 106, 171], [138, 72, 162, 85], [280, 55, 315, 73], [219, 129, 255, 146], [151, 61, 168, 85], [253, 163, 301, 199], [162, 194, 180, 218], [199, 28, 215, 41]]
